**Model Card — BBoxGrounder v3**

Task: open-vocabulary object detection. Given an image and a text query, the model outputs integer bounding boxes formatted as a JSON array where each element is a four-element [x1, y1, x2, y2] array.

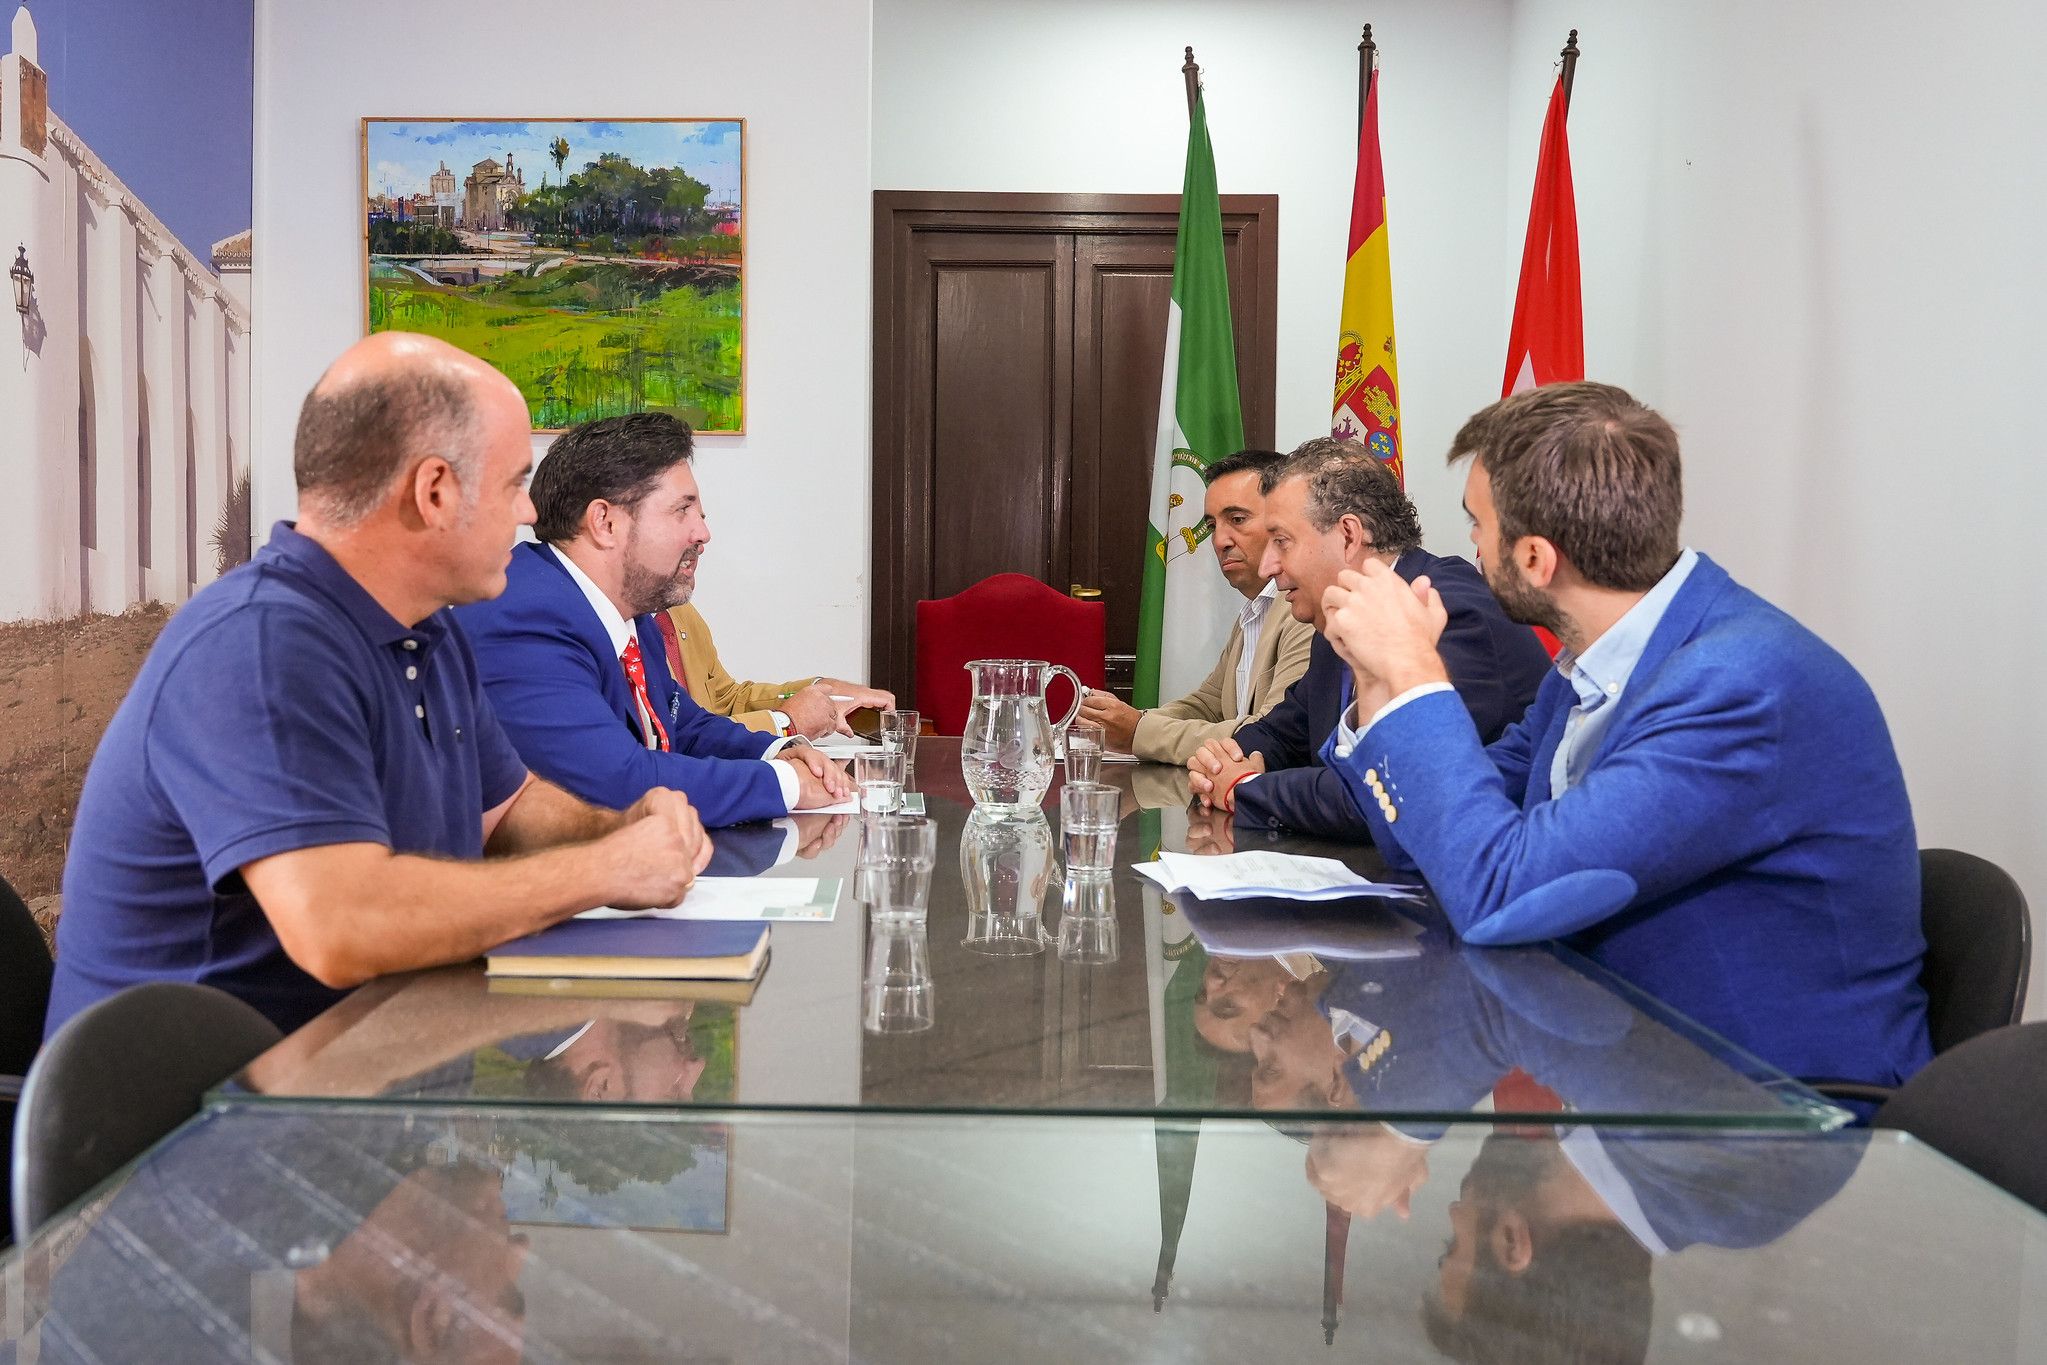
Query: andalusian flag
[[1331, 74, 1402, 484], [1135, 89, 1247, 709]]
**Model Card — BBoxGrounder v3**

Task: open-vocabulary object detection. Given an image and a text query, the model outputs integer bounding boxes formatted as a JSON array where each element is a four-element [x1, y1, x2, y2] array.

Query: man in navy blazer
[[1190, 439, 1550, 841], [455, 414, 851, 828], [1319, 382, 1931, 1089]]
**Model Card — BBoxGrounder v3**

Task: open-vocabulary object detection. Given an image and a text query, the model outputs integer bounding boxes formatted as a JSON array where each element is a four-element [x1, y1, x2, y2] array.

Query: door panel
[[873, 193, 1278, 704]]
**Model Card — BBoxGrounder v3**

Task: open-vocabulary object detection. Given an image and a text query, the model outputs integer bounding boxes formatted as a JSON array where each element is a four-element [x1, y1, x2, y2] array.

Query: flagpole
[[1183, 46, 1201, 120], [1560, 28, 1581, 113], [1357, 24, 1377, 135]]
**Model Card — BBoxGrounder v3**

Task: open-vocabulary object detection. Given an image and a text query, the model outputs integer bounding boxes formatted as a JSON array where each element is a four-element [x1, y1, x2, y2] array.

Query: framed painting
[[361, 117, 745, 433]]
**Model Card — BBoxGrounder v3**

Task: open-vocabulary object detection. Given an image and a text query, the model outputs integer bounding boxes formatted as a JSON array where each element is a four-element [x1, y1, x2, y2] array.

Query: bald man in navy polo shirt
[[48, 334, 714, 1035]]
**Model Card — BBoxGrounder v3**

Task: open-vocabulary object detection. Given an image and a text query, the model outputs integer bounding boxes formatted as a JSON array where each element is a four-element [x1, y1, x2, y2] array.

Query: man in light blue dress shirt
[[1314, 382, 1929, 1091]]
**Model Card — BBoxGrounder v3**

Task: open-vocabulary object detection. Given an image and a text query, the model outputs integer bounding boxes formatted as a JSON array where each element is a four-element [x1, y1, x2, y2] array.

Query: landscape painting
[[362, 117, 744, 433]]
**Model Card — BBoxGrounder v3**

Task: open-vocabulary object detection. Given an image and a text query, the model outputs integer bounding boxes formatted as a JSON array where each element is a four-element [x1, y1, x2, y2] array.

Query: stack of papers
[[1133, 851, 1423, 903], [578, 876, 844, 923], [814, 737, 885, 759]]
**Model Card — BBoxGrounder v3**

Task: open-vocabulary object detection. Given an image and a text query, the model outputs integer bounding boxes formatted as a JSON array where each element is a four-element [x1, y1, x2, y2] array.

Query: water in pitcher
[[960, 658, 1080, 814], [962, 694, 1056, 810]]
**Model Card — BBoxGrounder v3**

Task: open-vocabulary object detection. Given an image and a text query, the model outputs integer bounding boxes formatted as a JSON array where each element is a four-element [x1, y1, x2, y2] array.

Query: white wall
[[254, 0, 874, 681], [1504, 0, 2047, 1002], [873, 0, 1513, 556]]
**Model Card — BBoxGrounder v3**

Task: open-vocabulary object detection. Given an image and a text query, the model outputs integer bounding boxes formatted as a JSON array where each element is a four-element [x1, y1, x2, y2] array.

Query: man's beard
[[622, 530, 698, 616], [1483, 554, 1565, 636]]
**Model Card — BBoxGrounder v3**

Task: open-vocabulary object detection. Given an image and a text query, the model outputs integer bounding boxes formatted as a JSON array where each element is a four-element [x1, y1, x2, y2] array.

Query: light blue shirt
[[1332, 548, 1700, 772], [1546, 548, 1698, 798]]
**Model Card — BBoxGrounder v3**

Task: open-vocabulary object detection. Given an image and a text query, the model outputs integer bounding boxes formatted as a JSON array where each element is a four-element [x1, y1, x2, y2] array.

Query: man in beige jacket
[[1079, 450, 1315, 764]]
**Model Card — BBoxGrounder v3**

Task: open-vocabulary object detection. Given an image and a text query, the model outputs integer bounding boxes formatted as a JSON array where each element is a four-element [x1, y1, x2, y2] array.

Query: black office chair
[[1877, 1021, 2047, 1213], [11, 981, 281, 1245], [1812, 848, 2032, 1108], [0, 871, 55, 1247]]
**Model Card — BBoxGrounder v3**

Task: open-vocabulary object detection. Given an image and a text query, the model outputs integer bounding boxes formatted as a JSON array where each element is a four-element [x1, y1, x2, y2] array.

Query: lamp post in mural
[[8, 245, 30, 316]]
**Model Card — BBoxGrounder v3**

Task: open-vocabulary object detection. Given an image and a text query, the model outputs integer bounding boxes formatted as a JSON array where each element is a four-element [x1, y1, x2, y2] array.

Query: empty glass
[[1060, 781, 1120, 877], [863, 923, 935, 1034], [959, 807, 1051, 956], [1054, 873, 1120, 965], [855, 748, 907, 814], [855, 814, 938, 922], [1064, 719, 1105, 785], [879, 709, 921, 769]]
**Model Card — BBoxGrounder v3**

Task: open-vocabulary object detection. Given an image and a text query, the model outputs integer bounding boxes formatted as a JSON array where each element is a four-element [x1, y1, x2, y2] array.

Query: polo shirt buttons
[[402, 639, 418, 651], [415, 705, 426, 720], [406, 666, 418, 680]]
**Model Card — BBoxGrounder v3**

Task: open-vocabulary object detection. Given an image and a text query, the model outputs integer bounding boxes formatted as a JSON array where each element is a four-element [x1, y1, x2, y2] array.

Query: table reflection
[[11, 1107, 2042, 1365]]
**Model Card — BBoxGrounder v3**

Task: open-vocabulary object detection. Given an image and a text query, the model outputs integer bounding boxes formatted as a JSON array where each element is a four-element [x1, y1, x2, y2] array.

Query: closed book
[[486, 972, 765, 1005], [487, 917, 770, 981]]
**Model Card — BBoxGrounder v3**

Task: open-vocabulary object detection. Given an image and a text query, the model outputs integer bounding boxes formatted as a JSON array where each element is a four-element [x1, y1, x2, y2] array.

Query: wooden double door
[[870, 191, 1279, 702]]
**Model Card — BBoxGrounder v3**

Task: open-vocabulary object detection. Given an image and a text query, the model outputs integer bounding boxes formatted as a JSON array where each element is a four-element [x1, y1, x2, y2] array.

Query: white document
[[1137, 851, 1423, 903], [814, 737, 886, 759], [579, 876, 843, 923]]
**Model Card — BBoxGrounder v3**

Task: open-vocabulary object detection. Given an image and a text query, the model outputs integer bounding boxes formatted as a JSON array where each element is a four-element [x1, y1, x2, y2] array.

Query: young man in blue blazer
[[455, 414, 851, 828], [1188, 439, 1551, 841], [1318, 382, 1931, 1090]]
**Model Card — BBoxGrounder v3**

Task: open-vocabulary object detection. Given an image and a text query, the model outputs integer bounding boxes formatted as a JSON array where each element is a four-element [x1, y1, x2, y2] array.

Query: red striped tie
[[620, 638, 671, 752]]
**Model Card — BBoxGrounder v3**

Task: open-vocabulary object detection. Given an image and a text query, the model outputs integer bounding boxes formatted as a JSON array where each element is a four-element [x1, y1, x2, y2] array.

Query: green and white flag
[[1135, 89, 1246, 709]]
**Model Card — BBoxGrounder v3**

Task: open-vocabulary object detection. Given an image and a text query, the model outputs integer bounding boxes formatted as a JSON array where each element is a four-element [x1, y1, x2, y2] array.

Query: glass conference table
[[6, 1104, 2044, 1363], [227, 740, 1845, 1132]]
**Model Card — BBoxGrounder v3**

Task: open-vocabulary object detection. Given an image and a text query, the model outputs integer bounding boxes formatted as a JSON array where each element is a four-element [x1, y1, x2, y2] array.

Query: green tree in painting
[[549, 135, 569, 180], [507, 153, 718, 242]]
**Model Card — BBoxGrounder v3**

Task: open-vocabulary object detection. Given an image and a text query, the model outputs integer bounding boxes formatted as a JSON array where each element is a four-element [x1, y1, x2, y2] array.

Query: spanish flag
[[1332, 74, 1402, 485]]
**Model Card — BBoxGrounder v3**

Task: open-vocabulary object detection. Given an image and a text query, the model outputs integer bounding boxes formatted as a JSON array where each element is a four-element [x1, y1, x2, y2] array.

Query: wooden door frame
[[871, 190, 1281, 697]]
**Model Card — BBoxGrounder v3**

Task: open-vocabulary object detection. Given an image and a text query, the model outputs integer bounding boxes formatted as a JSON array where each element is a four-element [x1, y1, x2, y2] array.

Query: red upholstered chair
[[914, 574, 1106, 736]]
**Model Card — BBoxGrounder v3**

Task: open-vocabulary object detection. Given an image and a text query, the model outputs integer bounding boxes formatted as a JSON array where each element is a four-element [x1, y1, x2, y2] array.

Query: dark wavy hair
[[1264, 436, 1423, 554], [530, 411, 694, 544]]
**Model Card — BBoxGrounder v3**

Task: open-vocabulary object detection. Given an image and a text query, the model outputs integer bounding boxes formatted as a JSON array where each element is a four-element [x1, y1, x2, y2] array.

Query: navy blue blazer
[[453, 543, 785, 827], [1232, 548, 1550, 840], [1325, 553, 1933, 1089]]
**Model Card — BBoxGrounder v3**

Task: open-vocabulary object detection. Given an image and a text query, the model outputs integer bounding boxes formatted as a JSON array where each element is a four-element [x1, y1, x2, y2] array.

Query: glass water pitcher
[[959, 658, 1082, 814]]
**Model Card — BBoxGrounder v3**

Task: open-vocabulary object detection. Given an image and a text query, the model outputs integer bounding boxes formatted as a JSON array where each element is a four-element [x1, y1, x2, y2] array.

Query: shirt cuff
[[762, 734, 794, 757], [769, 709, 792, 737], [769, 818, 801, 867], [1334, 682, 1458, 751], [765, 757, 801, 810]]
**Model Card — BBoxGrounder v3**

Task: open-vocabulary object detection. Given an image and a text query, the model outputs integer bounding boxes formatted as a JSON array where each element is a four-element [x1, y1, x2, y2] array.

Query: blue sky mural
[[367, 120, 742, 207], [16, 0, 254, 261]]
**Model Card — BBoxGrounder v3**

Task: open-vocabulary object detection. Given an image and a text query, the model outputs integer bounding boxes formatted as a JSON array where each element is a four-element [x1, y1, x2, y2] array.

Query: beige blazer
[[1130, 601, 1316, 764]]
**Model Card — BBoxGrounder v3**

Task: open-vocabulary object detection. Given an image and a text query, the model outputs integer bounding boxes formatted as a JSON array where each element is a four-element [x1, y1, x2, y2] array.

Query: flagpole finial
[[1357, 24, 1377, 135], [1182, 46, 1201, 120], [1559, 28, 1581, 112]]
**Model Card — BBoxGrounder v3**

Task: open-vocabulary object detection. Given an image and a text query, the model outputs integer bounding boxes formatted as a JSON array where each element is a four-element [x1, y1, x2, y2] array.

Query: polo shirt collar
[[547, 542, 636, 658], [264, 521, 443, 655]]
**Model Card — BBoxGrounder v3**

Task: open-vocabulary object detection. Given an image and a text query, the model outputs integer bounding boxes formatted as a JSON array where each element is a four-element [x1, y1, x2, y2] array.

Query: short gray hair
[[1263, 437, 1423, 554], [293, 366, 480, 525]]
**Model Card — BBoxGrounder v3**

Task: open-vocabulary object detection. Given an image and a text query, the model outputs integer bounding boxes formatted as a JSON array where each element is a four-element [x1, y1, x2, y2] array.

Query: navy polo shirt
[[47, 523, 529, 1037]]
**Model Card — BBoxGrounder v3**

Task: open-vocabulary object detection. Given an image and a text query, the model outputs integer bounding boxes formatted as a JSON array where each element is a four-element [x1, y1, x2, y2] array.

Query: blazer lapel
[[1580, 554, 1732, 773], [533, 543, 641, 736], [1215, 619, 1248, 717]]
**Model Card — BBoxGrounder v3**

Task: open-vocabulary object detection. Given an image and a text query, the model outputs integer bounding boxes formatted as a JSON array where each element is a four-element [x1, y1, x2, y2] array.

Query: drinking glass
[[855, 748, 907, 814], [879, 709, 921, 769], [1060, 781, 1120, 877], [1064, 719, 1106, 785]]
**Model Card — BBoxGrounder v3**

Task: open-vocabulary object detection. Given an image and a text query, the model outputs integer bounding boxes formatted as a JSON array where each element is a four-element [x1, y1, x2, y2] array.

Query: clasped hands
[[780, 678, 897, 739]]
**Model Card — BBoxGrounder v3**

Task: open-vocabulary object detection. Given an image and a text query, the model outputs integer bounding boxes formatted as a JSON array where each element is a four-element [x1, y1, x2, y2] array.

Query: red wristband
[[1221, 770, 1255, 811]]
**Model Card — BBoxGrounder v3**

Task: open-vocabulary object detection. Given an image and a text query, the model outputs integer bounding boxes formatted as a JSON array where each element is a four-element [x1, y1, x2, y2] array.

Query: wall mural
[[0, 0, 254, 921], [363, 117, 745, 433]]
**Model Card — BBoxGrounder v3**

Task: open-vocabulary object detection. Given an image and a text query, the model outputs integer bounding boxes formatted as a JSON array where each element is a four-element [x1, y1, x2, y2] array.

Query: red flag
[[1502, 75, 1582, 395]]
